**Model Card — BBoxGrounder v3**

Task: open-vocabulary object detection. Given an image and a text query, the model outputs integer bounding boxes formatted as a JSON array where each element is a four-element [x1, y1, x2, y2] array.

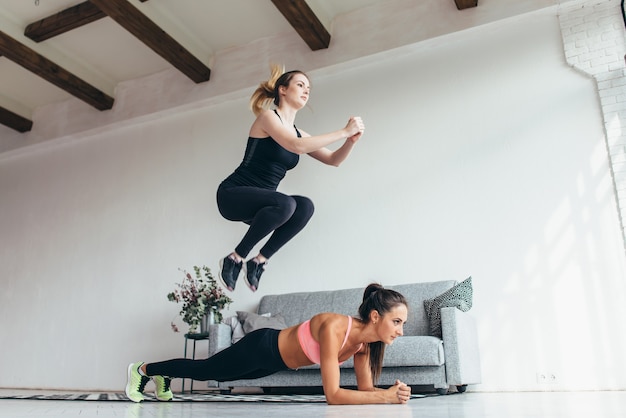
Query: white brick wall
[[559, 0, 626, 243]]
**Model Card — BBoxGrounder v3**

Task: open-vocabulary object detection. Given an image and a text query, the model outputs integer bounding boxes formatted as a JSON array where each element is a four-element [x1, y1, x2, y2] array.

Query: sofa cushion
[[423, 277, 473, 338], [236, 311, 288, 334], [383, 336, 445, 367], [222, 315, 246, 344], [257, 289, 362, 327]]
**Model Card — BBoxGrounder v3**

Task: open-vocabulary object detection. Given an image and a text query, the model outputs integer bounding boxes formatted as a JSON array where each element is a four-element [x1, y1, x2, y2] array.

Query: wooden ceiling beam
[[0, 31, 114, 111], [0, 105, 33, 133], [24, 1, 106, 42], [24, 0, 151, 42], [89, 0, 210, 83], [271, 0, 330, 51], [454, 0, 478, 10]]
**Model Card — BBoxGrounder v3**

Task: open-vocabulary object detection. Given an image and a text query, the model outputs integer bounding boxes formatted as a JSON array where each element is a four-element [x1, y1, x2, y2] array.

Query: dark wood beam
[[89, 0, 210, 83], [24, 0, 151, 42], [0, 31, 114, 111], [0, 106, 33, 133], [271, 0, 330, 51], [24, 1, 106, 42], [455, 0, 478, 10]]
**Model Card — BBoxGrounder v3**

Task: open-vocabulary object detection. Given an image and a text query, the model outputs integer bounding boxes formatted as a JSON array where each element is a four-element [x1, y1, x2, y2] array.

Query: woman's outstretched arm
[[251, 109, 363, 155]]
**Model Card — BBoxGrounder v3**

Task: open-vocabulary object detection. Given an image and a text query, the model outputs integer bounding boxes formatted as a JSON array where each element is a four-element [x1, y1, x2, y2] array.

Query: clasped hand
[[345, 116, 364, 135], [345, 116, 365, 143], [389, 379, 411, 404]]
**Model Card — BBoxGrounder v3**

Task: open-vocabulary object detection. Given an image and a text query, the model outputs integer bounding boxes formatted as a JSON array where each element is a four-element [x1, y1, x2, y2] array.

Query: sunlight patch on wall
[[606, 113, 622, 149]]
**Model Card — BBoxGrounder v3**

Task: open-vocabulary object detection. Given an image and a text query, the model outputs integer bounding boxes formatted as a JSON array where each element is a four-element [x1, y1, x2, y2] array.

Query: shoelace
[[160, 377, 172, 392], [138, 375, 150, 392]]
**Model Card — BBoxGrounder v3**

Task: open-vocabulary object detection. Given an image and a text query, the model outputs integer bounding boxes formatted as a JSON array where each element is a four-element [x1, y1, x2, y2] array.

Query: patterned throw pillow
[[423, 277, 473, 338]]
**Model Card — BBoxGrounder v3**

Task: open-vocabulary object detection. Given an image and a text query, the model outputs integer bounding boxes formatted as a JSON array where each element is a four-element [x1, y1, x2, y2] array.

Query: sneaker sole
[[155, 391, 173, 402], [125, 363, 144, 403], [153, 377, 173, 402]]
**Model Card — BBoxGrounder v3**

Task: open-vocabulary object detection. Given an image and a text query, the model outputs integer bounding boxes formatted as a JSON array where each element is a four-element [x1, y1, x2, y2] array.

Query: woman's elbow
[[323, 387, 344, 405], [324, 394, 344, 405]]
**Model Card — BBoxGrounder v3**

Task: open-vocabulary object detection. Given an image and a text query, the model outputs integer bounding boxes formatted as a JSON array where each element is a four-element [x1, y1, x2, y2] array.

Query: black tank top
[[221, 110, 301, 190]]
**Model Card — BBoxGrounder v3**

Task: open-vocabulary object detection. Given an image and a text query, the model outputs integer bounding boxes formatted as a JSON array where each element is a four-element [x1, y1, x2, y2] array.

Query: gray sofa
[[206, 280, 481, 394]]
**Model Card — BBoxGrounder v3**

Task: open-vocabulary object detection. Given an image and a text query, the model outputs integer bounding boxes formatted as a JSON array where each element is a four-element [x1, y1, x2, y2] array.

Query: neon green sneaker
[[125, 362, 150, 403], [153, 375, 173, 401]]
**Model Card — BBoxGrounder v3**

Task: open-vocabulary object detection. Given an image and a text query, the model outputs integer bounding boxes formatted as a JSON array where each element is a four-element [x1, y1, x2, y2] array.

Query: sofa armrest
[[208, 323, 232, 357], [440, 306, 482, 386]]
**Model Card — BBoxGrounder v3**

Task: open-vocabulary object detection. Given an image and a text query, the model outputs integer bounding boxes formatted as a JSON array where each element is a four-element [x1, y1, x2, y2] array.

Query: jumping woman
[[125, 283, 412, 405], [216, 65, 364, 292]]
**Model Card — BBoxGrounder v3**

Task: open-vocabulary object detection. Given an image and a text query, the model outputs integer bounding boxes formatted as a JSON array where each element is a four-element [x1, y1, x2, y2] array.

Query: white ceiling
[[0, 0, 565, 135], [0, 0, 382, 116]]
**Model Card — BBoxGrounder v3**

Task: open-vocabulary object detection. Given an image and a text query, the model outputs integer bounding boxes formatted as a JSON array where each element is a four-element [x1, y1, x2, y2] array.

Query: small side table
[[182, 332, 209, 393]]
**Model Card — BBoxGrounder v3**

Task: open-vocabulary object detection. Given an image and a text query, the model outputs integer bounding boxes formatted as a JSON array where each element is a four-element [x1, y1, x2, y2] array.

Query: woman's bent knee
[[293, 196, 315, 220]]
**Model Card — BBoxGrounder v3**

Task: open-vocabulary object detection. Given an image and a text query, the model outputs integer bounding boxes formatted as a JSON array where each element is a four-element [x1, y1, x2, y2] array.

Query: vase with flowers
[[167, 265, 233, 334]]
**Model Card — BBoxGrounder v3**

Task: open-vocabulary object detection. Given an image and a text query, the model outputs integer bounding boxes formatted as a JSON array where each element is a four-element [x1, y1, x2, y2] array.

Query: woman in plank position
[[126, 283, 412, 405], [217, 64, 364, 292]]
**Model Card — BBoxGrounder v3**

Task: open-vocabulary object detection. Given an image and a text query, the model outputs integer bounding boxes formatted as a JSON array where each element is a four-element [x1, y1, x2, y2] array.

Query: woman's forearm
[[325, 387, 391, 405], [289, 129, 349, 155], [326, 139, 356, 166]]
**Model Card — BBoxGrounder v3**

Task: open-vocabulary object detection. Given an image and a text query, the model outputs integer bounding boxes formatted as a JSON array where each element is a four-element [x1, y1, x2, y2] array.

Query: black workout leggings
[[216, 185, 314, 259], [145, 329, 289, 381]]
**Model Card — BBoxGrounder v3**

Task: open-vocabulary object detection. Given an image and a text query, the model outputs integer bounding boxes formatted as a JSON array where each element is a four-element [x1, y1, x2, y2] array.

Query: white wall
[[1, 7, 625, 392]]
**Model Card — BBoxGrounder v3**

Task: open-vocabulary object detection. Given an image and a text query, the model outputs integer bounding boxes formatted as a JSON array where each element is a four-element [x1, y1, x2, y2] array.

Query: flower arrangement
[[167, 265, 233, 333]]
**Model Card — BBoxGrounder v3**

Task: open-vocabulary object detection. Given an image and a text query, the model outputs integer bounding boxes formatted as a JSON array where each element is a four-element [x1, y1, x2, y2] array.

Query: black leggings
[[145, 329, 289, 381], [216, 185, 314, 259]]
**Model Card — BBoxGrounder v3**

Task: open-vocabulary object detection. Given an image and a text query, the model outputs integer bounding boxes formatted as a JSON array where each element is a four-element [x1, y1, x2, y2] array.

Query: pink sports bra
[[297, 315, 362, 365]]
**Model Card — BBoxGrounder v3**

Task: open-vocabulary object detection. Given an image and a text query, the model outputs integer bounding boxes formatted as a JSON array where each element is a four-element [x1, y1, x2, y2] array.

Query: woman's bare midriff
[[278, 325, 314, 369], [278, 317, 365, 369]]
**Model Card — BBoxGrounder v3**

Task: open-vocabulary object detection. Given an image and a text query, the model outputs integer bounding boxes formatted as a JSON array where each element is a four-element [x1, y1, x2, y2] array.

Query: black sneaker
[[219, 255, 242, 291], [244, 259, 266, 292]]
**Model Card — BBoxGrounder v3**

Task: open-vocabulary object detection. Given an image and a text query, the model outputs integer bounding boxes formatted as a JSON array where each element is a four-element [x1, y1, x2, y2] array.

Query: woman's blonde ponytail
[[250, 64, 285, 116]]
